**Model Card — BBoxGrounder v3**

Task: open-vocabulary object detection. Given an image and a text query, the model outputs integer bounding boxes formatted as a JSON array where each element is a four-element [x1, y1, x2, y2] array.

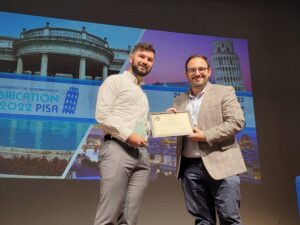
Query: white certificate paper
[[149, 111, 194, 138]]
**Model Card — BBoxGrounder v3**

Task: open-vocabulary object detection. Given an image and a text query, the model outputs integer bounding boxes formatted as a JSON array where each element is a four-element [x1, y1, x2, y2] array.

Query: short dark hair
[[185, 55, 210, 72], [132, 42, 155, 55]]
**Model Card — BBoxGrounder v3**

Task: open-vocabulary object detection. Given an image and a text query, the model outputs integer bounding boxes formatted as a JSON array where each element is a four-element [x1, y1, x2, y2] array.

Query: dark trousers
[[181, 157, 242, 225]]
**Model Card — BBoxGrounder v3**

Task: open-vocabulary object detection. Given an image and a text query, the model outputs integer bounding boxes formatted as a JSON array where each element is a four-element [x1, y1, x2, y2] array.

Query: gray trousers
[[94, 140, 150, 225]]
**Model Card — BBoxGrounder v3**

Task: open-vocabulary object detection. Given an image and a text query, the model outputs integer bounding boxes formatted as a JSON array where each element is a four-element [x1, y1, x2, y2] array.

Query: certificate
[[149, 111, 194, 138]]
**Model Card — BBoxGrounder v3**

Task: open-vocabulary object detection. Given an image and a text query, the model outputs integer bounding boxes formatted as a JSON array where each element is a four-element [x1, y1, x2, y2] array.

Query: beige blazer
[[173, 82, 247, 180]]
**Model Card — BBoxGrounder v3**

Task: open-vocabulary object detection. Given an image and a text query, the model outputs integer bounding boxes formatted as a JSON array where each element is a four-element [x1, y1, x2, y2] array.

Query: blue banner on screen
[[0, 11, 260, 183], [0, 74, 99, 120]]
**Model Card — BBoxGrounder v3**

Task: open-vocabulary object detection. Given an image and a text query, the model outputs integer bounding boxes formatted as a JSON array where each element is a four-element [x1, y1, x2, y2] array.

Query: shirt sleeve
[[95, 76, 132, 142], [203, 86, 245, 146]]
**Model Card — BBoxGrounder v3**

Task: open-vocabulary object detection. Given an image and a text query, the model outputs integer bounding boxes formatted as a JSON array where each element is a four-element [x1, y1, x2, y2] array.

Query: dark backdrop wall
[[0, 0, 299, 225]]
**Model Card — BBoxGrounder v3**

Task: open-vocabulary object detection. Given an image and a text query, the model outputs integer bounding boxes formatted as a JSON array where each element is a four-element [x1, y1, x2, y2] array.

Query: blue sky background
[[0, 11, 144, 50]]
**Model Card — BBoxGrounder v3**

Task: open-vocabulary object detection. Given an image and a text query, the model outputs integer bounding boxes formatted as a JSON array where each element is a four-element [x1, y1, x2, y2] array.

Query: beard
[[131, 61, 152, 77]]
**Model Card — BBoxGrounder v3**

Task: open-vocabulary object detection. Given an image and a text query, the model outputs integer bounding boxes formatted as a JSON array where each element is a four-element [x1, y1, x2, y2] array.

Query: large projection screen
[[0, 11, 260, 184]]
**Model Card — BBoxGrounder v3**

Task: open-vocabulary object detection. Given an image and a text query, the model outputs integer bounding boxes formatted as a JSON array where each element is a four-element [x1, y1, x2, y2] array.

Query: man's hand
[[166, 107, 177, 113], [126, 133, 148, 148], [188, 126, 206, 142]]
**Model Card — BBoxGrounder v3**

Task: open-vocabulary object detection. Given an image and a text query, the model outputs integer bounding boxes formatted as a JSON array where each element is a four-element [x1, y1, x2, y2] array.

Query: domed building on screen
[[0, 22, 131, 80]]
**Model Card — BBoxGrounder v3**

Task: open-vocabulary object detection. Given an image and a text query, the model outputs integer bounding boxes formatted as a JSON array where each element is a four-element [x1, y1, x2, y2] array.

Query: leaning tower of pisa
[[211, 40, 245, 91], [62, 87, 79, 114]]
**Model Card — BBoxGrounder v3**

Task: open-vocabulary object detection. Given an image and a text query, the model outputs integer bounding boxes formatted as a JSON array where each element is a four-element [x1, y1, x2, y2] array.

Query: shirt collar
[[188, 87, 206, 100], [124, 70, 142, 86]]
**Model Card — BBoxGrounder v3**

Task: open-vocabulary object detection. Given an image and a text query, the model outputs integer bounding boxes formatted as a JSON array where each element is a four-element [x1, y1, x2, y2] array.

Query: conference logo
[[62, 87, 79, 114]]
